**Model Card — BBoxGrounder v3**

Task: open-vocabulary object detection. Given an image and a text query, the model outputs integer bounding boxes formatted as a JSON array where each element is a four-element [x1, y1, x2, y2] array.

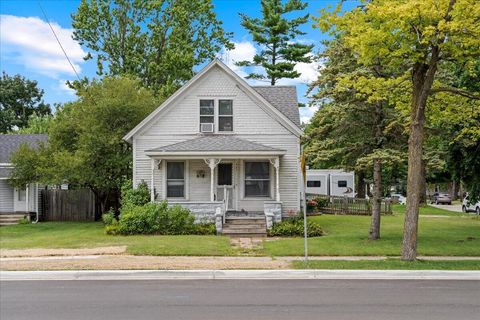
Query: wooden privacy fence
[[41, 189, 96, 221], [308, 194, 392, 216]]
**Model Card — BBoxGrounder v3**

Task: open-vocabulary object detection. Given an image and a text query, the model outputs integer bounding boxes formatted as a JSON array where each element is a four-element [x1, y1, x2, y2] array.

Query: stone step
[[224, 232, 267, 238], [0, 222, 21, 226], [225, 218, 265, 225], [223, 227, 267, 233], [223, 224, 266, 229]]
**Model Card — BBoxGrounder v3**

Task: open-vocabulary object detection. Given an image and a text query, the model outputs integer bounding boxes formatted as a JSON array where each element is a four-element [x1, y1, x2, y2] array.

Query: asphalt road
[[1, 280, 479, 320]]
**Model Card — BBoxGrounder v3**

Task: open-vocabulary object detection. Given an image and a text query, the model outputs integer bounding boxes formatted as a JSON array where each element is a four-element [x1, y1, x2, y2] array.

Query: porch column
[[25, 184, 29, 212], [150, 159, 161, 202], [270, 157, 280, 201], [205, 158, 221, 202]]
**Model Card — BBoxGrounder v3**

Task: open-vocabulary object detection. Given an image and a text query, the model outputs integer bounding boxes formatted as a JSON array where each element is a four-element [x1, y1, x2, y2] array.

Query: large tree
[[237, 0, 313, 85], [10, 77, 159, 213], [71, 0, 233, 96], [0, 72, 51, 133], [305, 38, 407, 240], [317, 0, 480, 260]]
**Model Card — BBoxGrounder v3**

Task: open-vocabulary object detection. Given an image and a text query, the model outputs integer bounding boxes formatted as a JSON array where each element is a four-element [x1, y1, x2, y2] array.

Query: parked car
[[389, 193, 406, 205], [462, 195, 480, 215], [430, 192, 452, 205]]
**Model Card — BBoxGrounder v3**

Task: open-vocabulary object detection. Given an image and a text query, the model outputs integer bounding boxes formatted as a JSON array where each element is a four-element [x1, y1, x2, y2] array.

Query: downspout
[[32, 183, 39, 223]]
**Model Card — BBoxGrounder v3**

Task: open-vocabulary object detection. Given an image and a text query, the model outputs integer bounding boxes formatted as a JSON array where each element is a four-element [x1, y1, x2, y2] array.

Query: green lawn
[[264, 205, 480, 256], [1, 205, 478, 258], [0, 222, 235, 256], [293, 259, 480, 270]]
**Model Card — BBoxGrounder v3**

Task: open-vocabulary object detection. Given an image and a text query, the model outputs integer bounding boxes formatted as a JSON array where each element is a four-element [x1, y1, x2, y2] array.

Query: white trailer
[[306, 169, 355, 198]]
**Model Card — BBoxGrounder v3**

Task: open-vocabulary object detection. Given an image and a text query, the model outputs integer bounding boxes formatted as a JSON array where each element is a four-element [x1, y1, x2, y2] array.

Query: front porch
[[143, 136, 286, 233]]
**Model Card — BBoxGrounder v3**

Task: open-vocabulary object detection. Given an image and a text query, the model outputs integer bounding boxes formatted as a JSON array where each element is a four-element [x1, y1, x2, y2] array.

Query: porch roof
[[145, 135, 286, 157], [0, 167, 13, 179]]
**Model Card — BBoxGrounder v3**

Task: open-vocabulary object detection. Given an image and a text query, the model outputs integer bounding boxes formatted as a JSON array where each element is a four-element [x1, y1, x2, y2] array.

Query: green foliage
[[0, 72, 51, 133], [16, 114, 53, 134], [102, 210, 117, 226], [120, 180, 150, 209], [71, 0, 233, 96], [10, 77, 158, 211], [117, 202, 196, 235], [193, 223, 217, 235], [237, 0, 313, 85], [307, 196, 329, 212], [18, 217, 31, 225], [268, 217, 324, 237]]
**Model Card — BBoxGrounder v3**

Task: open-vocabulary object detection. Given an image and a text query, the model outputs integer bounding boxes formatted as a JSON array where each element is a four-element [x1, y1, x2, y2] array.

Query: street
[[1, 279, 479, 320]]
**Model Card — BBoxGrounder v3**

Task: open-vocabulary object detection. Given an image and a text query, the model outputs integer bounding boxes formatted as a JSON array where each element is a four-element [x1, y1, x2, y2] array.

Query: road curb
[[1, 269, 480, 281]]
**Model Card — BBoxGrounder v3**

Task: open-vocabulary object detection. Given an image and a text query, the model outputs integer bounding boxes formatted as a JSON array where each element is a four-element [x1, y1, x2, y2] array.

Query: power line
[[38, 1, 81, 82]]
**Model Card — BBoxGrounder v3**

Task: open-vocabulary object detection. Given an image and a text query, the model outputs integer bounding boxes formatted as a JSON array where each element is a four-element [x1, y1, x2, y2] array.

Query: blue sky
[[0, 0, 352, 123]]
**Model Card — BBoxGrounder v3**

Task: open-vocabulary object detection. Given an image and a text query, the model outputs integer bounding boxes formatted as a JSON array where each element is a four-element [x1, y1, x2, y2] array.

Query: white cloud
[[57, 79, 76, 96], [299, 104, 320, 124], [222, 41, 320, 86], [0, 15, 86, 78]]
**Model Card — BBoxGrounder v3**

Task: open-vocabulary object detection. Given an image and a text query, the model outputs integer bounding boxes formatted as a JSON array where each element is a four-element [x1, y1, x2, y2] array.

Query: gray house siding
[[0, 180, 14, 213]]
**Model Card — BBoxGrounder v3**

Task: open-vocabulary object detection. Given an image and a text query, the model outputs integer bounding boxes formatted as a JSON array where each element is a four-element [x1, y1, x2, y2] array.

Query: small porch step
[[0, 214, 28, 226], [223, 213, 267, 237]]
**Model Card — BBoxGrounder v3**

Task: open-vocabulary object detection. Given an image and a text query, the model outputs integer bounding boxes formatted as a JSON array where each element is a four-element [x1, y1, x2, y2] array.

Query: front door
[[217, 163, 235, 210]]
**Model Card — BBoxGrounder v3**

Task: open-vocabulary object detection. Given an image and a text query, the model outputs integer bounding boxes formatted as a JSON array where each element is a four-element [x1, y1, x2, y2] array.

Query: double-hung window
[[200, 100, 214, 131], [218, 100, 233, 132], [167, 162, 185, 198], [244, 161, 270, 197]]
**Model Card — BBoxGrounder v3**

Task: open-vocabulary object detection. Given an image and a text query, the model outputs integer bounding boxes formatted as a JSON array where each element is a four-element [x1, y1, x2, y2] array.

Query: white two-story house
[[124, 59, 302, 235]]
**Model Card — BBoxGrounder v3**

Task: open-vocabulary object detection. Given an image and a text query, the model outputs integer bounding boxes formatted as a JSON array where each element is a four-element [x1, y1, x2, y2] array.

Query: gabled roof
[[123, 59, 302, 142], [252, 86, 300, 126], [146, 135, 285, 154], [0, 134, 48, 163]]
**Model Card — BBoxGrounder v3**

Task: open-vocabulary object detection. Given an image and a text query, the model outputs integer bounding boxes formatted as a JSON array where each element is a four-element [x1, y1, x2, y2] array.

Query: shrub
[[307, 196, 329, 212], [102, 210, 117, 225], [117, 201, 196, 235], [120, 179, 150, 209], [105, 221, 120, 235], [193, 223, 217, 235], [18, 217, 31, 224], [268, 217, 324, 237]]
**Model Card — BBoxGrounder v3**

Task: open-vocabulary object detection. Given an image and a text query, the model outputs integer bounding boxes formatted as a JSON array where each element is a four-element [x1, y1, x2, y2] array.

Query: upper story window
[[218, 100, 233, 132], [200, 99, 214, 132], [199, 99, 233, 133]]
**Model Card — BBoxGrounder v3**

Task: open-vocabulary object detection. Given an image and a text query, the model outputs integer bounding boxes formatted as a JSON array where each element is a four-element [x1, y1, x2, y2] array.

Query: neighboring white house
[[306, 169, 355, 197], [0, 134, 46, 222], [124, 59, 302, 234]]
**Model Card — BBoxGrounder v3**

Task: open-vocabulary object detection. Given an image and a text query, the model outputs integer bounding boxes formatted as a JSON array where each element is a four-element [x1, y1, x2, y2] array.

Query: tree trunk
[[357, 171, 366, 198], [369, 158, 382, 240], [402, 61, 438, 260], [419, 158, 427, 205]]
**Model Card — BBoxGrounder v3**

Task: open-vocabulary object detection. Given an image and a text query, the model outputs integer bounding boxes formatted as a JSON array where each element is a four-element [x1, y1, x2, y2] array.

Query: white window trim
[[240, 160, 273, 200], [197, 98, 235, 134], [164, 160, 189, 200]]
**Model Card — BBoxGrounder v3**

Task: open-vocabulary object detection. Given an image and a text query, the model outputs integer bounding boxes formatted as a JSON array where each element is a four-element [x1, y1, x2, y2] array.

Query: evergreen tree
[[237, 0, 313, 85]]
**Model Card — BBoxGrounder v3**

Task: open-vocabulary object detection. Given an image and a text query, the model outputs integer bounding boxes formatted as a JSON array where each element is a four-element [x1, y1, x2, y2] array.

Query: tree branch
[[430, 87, 480, 100]]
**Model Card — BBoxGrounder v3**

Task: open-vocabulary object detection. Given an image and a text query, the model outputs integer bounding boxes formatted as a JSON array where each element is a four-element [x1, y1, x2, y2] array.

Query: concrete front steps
[[222, 215, 267, 237], [0, 214, 28, 226]]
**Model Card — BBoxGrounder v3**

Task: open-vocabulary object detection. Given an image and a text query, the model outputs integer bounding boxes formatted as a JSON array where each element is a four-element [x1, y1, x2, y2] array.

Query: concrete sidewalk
[[1, 254, 479, 271], [2, 269, 480, 281]]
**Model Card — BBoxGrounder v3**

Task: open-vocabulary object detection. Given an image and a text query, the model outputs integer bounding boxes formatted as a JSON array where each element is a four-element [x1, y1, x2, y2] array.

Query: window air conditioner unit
[[200, 123, 214, 133]]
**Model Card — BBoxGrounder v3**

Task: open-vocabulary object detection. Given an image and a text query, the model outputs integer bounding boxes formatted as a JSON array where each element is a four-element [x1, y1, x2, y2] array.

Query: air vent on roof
[[200, 123, 214, 133]]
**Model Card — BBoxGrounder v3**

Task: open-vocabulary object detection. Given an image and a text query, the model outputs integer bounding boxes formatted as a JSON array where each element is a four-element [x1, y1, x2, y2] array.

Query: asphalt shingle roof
[[147, 135, 285, 153], [252, 86, 301, 127], [0, 134, 48, 163]]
